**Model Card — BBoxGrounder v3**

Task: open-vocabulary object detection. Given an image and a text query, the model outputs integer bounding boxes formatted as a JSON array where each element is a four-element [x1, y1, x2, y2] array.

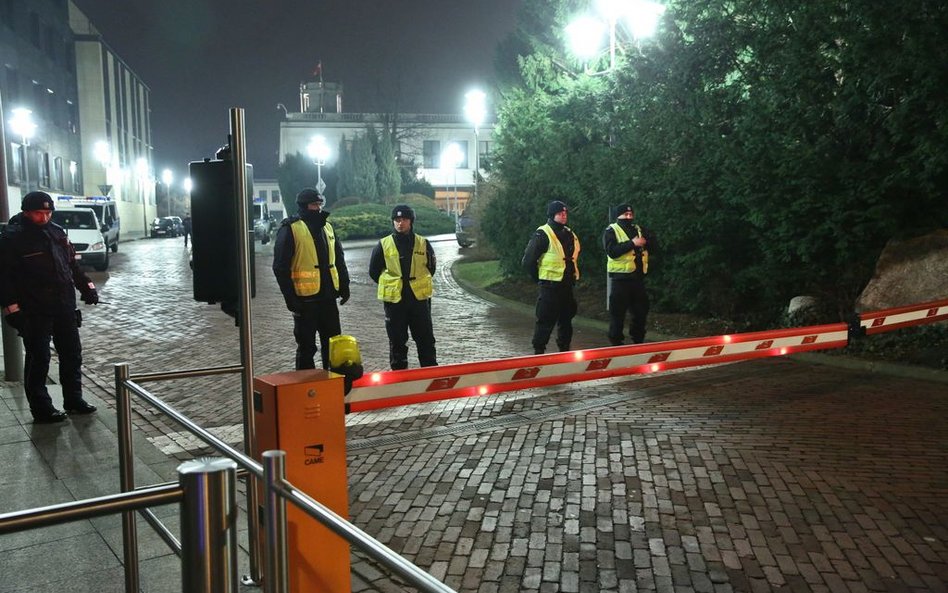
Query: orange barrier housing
[[254, 370, 350, 593]]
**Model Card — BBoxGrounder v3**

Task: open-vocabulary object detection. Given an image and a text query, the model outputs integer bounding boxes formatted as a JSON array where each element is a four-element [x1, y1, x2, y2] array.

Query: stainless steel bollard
[[263, 450, 289, 593], [179, 458, 239, 593]]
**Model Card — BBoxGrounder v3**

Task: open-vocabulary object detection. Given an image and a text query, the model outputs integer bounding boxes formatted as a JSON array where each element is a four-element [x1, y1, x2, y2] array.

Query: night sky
[[72, 0, 521, 178]]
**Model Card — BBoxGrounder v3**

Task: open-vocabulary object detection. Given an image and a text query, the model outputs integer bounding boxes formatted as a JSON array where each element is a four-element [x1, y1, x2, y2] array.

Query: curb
[[450, 260, 948, 385]]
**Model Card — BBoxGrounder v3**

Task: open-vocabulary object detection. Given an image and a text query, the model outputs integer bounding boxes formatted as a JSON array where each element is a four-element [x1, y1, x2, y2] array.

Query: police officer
[[0, 191, 99, 423], [603, 204, 655, 344], [272, 188, 350, 370], [369, 204, 438, 370], [522, 200, 580, 354]]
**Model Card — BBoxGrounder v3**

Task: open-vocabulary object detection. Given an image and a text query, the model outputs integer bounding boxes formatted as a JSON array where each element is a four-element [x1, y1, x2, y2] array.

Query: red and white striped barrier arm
[[346, 323, 848, 412], [858, 298, 948, 335]]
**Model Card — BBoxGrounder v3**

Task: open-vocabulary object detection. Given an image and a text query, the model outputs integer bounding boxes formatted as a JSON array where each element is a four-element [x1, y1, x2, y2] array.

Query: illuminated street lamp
[[567, 0, 666, 72], [9, 108, 37, 193], [463, 89, 487, 209], [161, 169, 174, 217], [183, 177, 193, 193], [441, 142, 464, 222], [306, 135, 330, 195]]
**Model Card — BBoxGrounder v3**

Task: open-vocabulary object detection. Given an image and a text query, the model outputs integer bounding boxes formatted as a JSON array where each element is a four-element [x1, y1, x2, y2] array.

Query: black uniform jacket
[[272, 209, 350, 303], [368, 230, 437, 301], [0, 213, 90, 314], [601, 219, 658, 280], [520, 218, 578, 284]]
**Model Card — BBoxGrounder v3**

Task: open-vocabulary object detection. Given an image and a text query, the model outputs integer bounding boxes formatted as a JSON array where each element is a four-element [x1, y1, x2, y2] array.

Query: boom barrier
[[345, 298, 948, 413]]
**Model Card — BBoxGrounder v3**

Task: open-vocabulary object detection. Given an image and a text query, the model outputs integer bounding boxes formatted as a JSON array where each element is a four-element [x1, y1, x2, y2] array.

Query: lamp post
[[306, 135, 330, 195], [463, 89, 486, 210], [9, 108, 37, 195], [135, 157, 149, 238], [161, 168, 173, 217], [441, 143, 464, 224]]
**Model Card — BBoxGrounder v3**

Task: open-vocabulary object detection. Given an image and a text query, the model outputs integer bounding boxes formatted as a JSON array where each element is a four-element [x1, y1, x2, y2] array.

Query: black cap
[[547, 200, 567, 218], [22, 191, 55, 212], [615, 204, 634, 217], [296, 188, 325, 205], [391, 204, 415, 222]]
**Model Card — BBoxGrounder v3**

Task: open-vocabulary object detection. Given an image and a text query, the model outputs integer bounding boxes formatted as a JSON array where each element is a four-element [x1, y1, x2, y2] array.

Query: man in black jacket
[[272, 189, 350, 370], [602, 204, 656, 344], [521, 200, 581, 354], [369, 204, 438, 370], [0, 191, 99, 423]]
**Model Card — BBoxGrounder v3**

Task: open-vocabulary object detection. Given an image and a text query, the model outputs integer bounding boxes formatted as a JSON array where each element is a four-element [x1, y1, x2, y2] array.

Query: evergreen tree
[[349, 133, 379, 201], [375, 126, 402, 199], [335, 135, 352, 199], [276, 152, 317, 216]]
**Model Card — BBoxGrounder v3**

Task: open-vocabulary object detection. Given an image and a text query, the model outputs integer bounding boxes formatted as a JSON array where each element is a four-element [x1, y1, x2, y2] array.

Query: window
[[44, 26, 57, 62], [271, 190, 281, 203], [451, 140, 469, 169], [40, 153, 51, 188], [423, 140, 441, 168], [258, 190, 267, 200], [10, 143, 24, 182], [479, 140, 491, 156], [29, 12, 40, 48], [53, 157, 64, 189], [1, 0, 14, 31], [4, 66, 18, 102], [70, 161, 80, 193]]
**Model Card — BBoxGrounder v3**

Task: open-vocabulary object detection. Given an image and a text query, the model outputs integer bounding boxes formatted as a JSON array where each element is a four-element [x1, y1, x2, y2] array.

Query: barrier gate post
[[253, 370, 350, 593]]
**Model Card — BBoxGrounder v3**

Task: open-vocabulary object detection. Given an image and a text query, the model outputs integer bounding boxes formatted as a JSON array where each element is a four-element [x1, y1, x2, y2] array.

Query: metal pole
[[263, 451, 289, 593], [0, 91, 24, 381], [229, 107, 262, 583], [179, 458, 239, 593], [141, 179, 147, 240], [317, 160, 322, 190], [113, 362, 141, 593]]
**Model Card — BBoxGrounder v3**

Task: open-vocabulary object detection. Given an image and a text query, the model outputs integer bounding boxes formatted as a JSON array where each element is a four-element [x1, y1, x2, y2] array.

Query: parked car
[[52, 207, 110, 271], [59, 196, 120, 253], [169, 216, 184, 235], [150, 217, 178, 238]]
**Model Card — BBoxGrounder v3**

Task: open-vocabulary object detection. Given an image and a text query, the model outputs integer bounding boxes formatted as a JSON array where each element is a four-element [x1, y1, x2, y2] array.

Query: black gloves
[[338, 285, 350, 305], [81, 288, 99, 305], [4, 312, 24, 335]]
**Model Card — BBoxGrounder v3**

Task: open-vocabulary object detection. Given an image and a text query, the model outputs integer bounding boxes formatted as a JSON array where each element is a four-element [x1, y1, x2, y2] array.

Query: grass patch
[[454, 260, 504, 289]]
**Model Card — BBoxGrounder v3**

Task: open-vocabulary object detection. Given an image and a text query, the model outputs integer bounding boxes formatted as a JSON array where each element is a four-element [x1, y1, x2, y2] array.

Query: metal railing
[[0, 360, 456, 593]]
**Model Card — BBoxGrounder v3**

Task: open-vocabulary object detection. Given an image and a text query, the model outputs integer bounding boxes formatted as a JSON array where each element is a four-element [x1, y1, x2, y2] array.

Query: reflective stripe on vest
[[289, 220, 339, 296], [537, 224, 580, 282], [606, 223, 648, 274], [377, 234, 434, 303]]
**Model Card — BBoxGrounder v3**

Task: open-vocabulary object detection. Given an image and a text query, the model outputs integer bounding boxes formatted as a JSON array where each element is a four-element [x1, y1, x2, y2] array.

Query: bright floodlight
[[597, 0, 626, 22], [566, 16, 606, 60], [93, 140, 111, 166], [161, 168, 173, 186], [69, 161, 78, 176], [464, 90, 487, 128], [307, 135, 330, 163], [135, 157, 149, 177], [626, 0, 666, 39], [9, 107, 37, 140], [441, 143, 464, 170], [183, 177, 193, 193]]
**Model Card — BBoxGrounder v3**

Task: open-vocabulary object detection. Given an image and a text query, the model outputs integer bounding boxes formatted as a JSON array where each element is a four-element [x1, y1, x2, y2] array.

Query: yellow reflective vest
[[376, 234, 433, 303], [289, 219, 339, 296], [537, 224, 580, 282], [606, 223, 648, 274]]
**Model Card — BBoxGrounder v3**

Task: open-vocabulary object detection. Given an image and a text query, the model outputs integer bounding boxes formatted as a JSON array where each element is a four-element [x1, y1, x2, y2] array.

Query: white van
[[57, 196, 120, 252], [51, 206, 110, 271]]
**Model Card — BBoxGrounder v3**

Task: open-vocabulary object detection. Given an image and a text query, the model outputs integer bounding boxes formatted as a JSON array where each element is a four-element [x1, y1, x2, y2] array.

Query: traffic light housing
[[189, 155, 255, 315]]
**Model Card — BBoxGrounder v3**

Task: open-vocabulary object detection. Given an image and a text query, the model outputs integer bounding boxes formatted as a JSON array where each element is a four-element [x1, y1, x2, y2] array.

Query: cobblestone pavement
[[68, 235, 948, 592]]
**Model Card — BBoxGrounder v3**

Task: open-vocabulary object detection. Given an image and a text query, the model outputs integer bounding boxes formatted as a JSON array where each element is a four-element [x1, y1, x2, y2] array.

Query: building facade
[[0, 0, 155, 236], [279, 79, 494, 215], [69, 1, 155, 237], [1, 0, 83, 218]]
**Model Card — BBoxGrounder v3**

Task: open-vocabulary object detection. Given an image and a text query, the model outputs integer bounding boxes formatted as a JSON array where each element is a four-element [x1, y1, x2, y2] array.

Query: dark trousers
[[383, 298, 437, 370], [22, 310, 84, 416], [183, 231, 191, 247], [293, 299, 341, 370], [608, 277, 649, 344], [532, 282, 577, 354]]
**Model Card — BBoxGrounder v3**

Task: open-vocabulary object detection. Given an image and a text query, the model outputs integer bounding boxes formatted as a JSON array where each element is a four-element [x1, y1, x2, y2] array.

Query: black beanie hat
[[22, 191, 55, 212], [615, 204, 634, 217], [296, 188, 325, 205], [391, 204, 415, 222], [547, 200, 567, 218]]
